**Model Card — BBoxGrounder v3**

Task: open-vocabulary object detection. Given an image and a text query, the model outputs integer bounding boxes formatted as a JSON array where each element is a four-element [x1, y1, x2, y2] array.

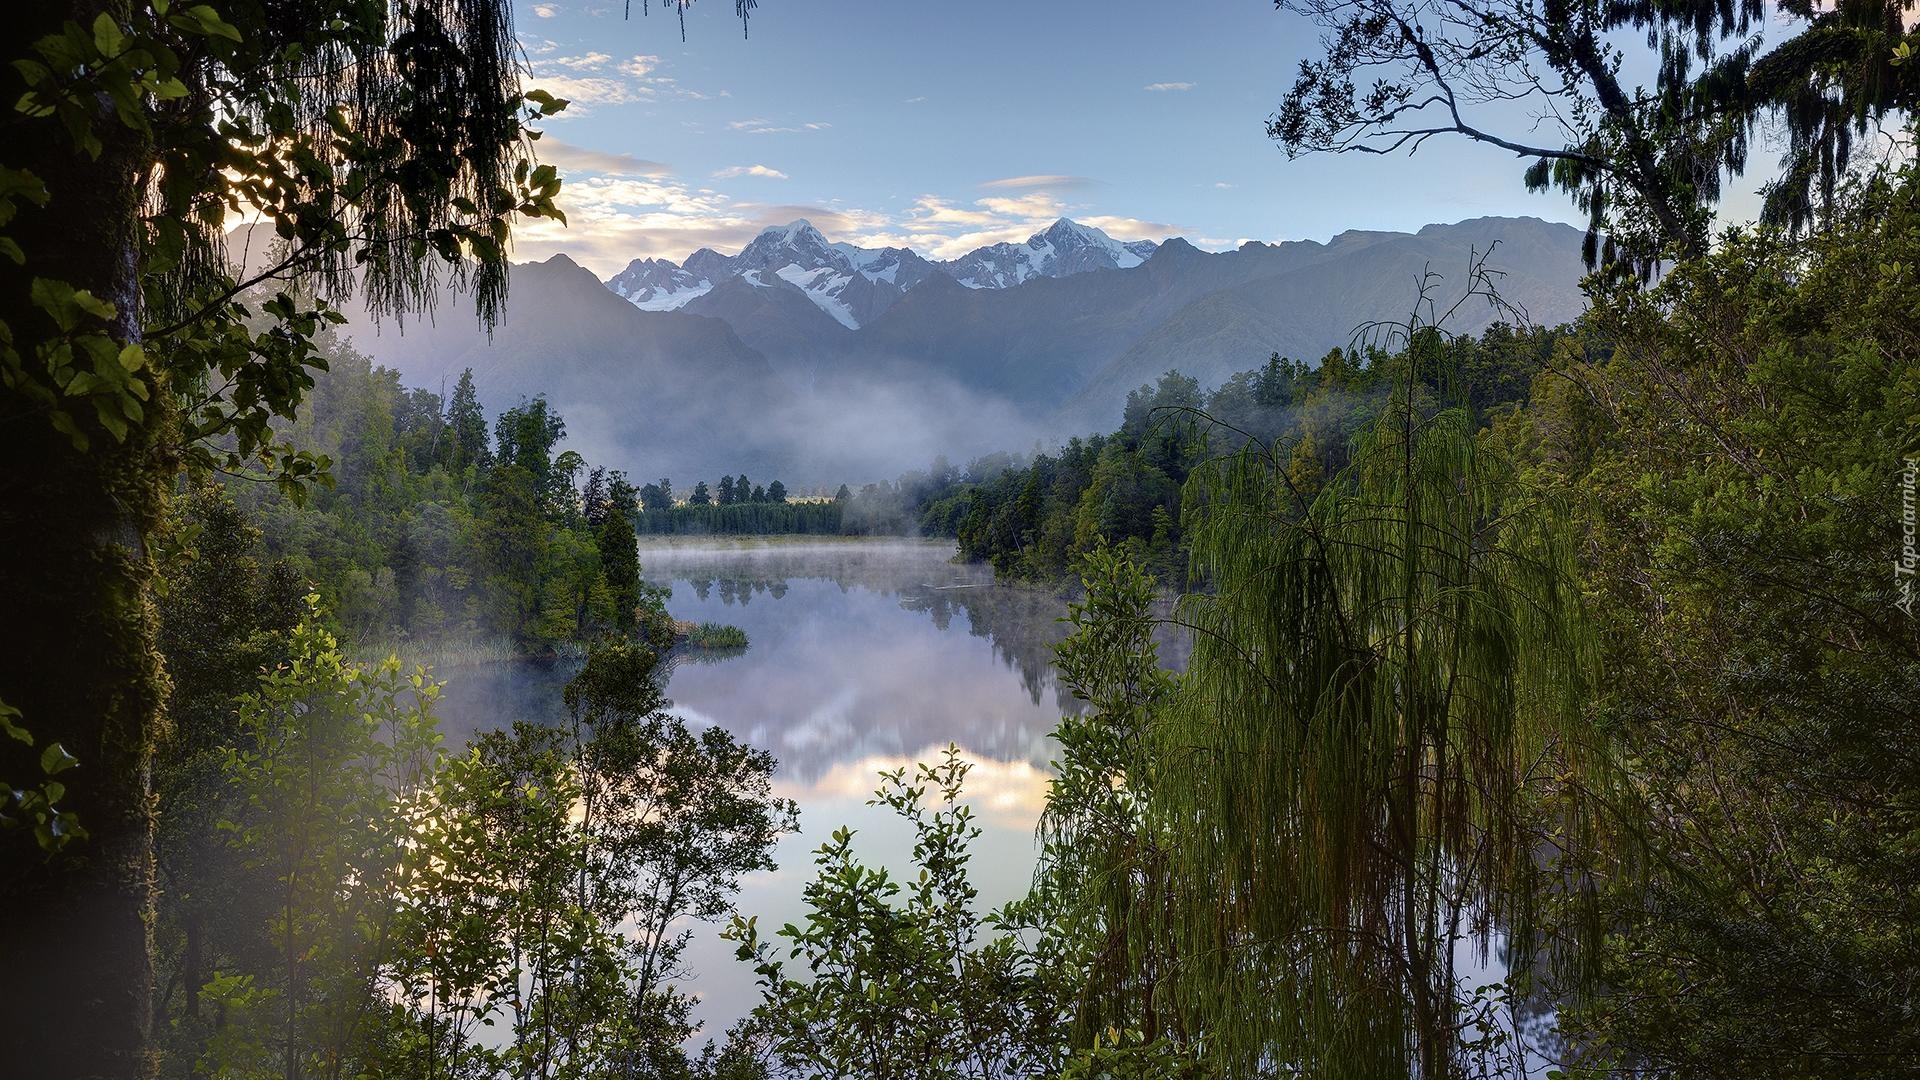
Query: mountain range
[[336, 215, 1592, 485]]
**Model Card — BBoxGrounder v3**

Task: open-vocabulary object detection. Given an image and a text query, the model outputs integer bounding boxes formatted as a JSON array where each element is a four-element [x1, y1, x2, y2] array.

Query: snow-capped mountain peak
[[605, 257, 715, 311], [942, 218, 1159, 289], [602, 217, 1168, 321]]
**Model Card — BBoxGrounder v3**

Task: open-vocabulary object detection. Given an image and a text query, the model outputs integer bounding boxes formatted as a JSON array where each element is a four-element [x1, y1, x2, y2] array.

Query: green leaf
[[184, 4, 243, 42], [91, 13, 125, 58], [39, 742, 78, 776]]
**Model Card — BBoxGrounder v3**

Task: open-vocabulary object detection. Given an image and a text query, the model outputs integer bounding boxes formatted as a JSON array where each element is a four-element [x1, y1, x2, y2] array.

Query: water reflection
[[433, 538, 1103, 1038], [636, 538, 1090, 782]]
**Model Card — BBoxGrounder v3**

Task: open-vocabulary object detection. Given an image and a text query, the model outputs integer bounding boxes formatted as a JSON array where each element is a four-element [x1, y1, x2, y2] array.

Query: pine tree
[[597, 508, 641, 630], [447, 369, 492, 475]]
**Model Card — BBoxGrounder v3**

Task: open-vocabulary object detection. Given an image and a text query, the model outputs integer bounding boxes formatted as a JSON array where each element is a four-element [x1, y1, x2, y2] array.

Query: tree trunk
[[0, 3, 166, 1077]]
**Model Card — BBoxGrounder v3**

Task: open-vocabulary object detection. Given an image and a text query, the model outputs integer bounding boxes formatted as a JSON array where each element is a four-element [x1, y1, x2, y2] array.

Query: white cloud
[[527, 52, 720, 113], [981, 174, 1098, 191], [503, 140, 1182, 274], [548, 52, 611, 70], [905, 95, 927, 103], [527, 73, 650, 108], [1079, 214, 1182, 240], [539, 139, 671, 177], [530, 3, 559, 17], [712, 164, 789, 180], [1213, 181, 1235, 189], [728, 117, 832, 134], [617, 55, 661, 78], [977, 193, 1068, 218], [1144, 81, 1195, 92]]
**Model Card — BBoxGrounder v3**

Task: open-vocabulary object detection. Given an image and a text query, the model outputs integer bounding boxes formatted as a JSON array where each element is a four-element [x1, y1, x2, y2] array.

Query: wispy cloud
[[905, 95, 927, 104], [712, 164, 789, 180], [1144, 81, 1195, 92], [526, 51, 719, 112], [728, 118, 832, 134], [531, 3, 558, 17], [507, 152, 1179, 274], [981, 174, 1098, 191], [548, 52, 611, 70], [539, 140, 671, 177]]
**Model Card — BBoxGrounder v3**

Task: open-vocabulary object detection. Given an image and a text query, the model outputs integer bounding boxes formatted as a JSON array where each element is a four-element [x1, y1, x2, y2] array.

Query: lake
[[435, 537, 1129, 1041]]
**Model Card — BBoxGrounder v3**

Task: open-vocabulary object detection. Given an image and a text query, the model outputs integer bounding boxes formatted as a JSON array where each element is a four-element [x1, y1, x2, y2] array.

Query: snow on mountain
[[941, 218, 1159, 289], [605, 257, 715, 311], [602, 217, 1163, 324]]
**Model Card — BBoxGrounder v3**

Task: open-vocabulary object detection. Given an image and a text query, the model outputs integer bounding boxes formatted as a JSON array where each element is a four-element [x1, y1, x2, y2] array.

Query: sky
[[509, 0, 1769, 277]]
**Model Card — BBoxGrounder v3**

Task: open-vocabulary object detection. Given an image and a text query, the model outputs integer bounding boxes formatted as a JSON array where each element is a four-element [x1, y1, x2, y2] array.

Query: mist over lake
[[434, 537, 1175, 1033]]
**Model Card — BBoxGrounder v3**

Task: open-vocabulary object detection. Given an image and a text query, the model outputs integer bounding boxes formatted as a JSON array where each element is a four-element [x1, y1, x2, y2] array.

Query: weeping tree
[[0, 2, 753, 1076], [1153, 277, 1602, 1077]]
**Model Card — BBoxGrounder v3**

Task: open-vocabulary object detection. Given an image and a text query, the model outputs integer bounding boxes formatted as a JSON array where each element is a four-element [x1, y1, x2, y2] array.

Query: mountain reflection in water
[[431, 538, 1190, 1037]]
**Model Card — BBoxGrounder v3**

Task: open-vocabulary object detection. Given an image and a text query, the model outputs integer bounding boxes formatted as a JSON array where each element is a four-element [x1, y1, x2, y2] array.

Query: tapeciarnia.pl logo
[[1899, 455, 1919, 617]]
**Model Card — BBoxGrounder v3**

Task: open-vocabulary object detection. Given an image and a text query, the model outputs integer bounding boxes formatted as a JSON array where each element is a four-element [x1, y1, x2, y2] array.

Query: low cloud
[[1144, 81, 1195, 92], [713, 164, 789, 180]]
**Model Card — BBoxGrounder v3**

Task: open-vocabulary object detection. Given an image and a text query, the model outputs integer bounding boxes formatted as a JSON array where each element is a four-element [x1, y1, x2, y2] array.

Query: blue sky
[[509, 0, 1746, 276]]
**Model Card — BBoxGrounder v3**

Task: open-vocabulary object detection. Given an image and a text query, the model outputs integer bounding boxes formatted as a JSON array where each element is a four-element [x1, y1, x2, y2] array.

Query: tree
[[1153, 306, 1598, 1075], [0, 4, 564, 1073], [582, 465, 612, 527], [689, 480, 713, 506], [834, 484, 852, 502], [598, 507, 641, 630], [608, 470, 640, 517], [1508, 184, 1920, 1076], [735, 475, 751, 504], [494, 397, 567, 503], [201, 604, 443, 1079], [1033, 546, 1189, 1054], [447, 369, 493, 476], [729, 747, 1061, 1080], [764, 480, 786, 504], [749, 483, 767, 504], [717, 475, 737, 506], [1271, 0, 1919, 273]]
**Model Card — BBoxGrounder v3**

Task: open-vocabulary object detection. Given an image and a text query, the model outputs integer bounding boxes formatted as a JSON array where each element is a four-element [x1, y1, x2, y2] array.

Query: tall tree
[[688, 480, 712, 506], [0, 4, 558, 1074], [598, 506, 641, 630], [446, 369, 492, 475]]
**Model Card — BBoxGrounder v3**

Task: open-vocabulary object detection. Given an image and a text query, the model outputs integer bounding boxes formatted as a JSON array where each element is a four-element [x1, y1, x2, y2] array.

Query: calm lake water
[[435, 538, 1145, 1040]]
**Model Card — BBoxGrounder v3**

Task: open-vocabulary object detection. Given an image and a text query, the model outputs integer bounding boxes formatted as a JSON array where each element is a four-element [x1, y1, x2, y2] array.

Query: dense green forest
[[883, 324, 1571, 587], [4, 1, 1917, 1079]]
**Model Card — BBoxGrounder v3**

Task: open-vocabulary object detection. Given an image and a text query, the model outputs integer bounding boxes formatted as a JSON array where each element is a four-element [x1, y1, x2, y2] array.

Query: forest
[[3, 1, 1918, 1079]]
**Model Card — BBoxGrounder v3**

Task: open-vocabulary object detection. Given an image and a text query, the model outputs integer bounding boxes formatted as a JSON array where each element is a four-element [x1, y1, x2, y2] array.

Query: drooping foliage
[[1152, 310, 1600, 1076]]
